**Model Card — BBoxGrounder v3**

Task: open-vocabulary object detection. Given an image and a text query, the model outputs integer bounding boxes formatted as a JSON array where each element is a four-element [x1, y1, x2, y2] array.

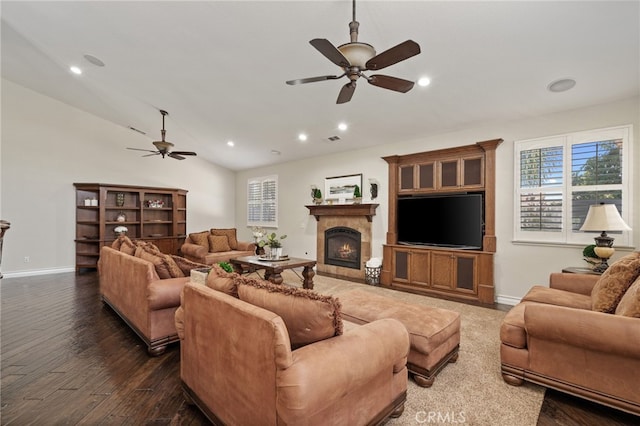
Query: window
[[247, 175, 278, 227], [514, 125, 632, 246]]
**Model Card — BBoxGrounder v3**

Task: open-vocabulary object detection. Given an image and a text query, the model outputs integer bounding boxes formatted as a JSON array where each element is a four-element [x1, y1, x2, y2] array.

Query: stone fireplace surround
[[307, 204, 378, 281]]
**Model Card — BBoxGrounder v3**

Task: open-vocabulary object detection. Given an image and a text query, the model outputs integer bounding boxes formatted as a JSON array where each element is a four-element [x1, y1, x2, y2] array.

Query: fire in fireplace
[[325, 226, 361, 270]]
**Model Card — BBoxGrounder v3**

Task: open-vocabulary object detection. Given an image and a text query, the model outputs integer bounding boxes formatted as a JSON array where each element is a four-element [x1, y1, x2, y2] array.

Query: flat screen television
[[397, 193, 484, 249]]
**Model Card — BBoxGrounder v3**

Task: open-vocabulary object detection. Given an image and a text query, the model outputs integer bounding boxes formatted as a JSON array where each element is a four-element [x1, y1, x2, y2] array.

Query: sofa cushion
[[615, 276, 640, 318], [236, 277, 343, 349], [211, 228, 238, 250], [591, 251, 640, 313], [171, 255, 208, 276], [208, 234, 231, 253], [206, 264, 240, 297], [189, 231, 210, 251]]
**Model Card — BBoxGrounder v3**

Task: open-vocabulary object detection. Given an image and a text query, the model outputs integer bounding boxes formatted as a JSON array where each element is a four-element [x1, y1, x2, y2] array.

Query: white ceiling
[[2, 1, 638, 171]]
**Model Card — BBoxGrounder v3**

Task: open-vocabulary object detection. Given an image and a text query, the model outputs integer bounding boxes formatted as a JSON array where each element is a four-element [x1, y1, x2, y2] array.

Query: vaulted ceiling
[[2, 1, 638, 170]]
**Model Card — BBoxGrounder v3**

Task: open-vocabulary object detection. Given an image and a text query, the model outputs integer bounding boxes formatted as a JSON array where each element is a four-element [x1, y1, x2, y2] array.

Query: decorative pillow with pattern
[[591, 251, 640, 313], [236, 276, 343, 349], [211, 228, 238, 250], [135, 246, 172, 279], [189, 231, 210, 251], [208, 234, 231, 253], [206, 264, 240, 297], [615, 275, 640, 318], [171, 255, 208, 276]]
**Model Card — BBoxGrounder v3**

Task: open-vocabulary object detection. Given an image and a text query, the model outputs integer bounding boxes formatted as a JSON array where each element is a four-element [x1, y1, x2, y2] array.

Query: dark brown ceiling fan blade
[[365, 40, 420, 71], [171, 151, 197, 156], [337, 82, 356, 104], [368, 74, 415, 93], [310, 38, 350, 68], [168, 153, 186, 160], [286, 74, 344, 85]]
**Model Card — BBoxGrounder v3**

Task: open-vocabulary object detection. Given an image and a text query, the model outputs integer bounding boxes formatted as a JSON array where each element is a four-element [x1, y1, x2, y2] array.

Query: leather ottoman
[[339, 289, 461, 387]]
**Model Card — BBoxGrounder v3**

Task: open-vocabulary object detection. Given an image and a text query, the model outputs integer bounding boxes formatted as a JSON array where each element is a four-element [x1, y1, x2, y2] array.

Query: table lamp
[[579, 203, 631, 273]]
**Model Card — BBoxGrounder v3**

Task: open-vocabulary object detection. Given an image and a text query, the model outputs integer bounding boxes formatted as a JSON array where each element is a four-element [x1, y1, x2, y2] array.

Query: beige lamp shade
[[579, 203, 631, 232]]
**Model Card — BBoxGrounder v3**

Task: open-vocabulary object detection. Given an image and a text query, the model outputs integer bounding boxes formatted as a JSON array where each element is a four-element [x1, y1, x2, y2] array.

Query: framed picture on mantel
[[325, 173, 362, 203]]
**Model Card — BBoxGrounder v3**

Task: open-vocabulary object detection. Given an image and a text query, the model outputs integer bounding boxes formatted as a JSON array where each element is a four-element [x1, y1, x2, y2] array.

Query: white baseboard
[[495, 294, 522, 306], [1, 266, 75, 279]]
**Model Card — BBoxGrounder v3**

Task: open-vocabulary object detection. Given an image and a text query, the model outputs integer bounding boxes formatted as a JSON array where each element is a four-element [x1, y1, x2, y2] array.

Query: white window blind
[[247, 175, 278, 227], [514, 125, 632, 246]]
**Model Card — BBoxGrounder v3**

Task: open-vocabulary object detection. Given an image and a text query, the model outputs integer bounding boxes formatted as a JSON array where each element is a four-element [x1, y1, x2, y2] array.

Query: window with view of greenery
[[514, 125, 632, 246]]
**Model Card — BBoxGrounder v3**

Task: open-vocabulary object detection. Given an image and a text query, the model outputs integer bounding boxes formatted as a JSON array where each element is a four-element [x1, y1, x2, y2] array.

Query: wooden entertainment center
[[381, 139, 502, 304]]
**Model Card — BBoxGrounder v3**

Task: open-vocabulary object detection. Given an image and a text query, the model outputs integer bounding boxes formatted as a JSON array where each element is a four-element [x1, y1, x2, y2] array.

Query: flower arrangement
[[217, 261, 233, 273], [251, 226, 265, 242], [258, 232, 287, 249]]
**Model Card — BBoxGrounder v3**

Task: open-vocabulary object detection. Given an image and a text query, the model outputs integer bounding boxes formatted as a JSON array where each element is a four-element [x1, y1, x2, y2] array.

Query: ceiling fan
[[127, 110, 197, 160], [286, 0, 421, 104]]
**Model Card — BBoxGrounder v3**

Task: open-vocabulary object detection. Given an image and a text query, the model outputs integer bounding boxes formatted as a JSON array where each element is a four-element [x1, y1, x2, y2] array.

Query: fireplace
[[307, 203, 377, 281], [324, 227, 361, 270]]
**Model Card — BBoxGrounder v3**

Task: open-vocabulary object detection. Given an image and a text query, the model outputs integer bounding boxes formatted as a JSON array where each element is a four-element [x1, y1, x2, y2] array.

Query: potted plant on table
[[352, 184, 362, 204], [258, 232, 287, 259]]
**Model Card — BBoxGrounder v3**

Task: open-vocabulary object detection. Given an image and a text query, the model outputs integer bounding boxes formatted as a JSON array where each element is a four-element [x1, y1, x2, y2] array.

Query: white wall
[[235, 96, 639, 303], [1, 79, 236, 276]]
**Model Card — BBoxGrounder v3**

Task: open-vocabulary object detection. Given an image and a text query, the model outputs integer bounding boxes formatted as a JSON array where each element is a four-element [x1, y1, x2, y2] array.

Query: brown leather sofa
[[500, 252, 640, 416], [180, 228, 255, 265], [98, 240, 206, 355], [176, 272, 410, 425]]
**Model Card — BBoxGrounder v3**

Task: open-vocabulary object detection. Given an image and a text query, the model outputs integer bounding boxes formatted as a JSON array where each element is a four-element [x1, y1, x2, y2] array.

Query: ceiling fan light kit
[[286, 0, 421, 104], [127, 110, 197, 160]]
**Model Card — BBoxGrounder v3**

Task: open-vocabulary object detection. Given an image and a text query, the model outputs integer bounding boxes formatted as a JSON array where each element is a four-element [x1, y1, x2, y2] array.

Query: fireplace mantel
[[306, 203, 379, 222]]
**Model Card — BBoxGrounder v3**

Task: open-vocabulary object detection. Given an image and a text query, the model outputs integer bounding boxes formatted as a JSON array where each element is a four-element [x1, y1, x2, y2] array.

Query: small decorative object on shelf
[[352, 184, 362, 204], [116, 192, 125, 207], [116, 212, 126, 222], [311, 186, 323, 204], [114, 225, 128, 236], [84, 198, 92, 206], [145, 199, 165, 208], [91, 198, 98, 206]]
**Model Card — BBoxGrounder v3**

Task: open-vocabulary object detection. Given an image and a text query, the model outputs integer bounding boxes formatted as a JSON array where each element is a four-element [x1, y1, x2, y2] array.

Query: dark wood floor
[[1, 272, 639, 425]]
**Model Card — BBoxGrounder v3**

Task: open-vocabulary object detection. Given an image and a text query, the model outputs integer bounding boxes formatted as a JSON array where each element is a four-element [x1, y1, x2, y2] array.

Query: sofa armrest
[[277, 318, 409, 422], [549, 272, 599, 295], [525, 303, 640, 357], [180, 242, 207, 260], [237, 240, 256, 251]]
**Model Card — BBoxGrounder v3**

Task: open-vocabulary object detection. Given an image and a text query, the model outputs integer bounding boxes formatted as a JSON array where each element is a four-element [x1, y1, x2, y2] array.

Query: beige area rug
[[279, 270, 546, 426]]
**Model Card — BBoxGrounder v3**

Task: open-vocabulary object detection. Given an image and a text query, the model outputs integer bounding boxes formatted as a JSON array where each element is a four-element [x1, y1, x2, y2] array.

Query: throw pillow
[[615, 276, 640, 318], [119, 236, 136, 256], [111, 235, 124, 251], [171, 255, 208, 276], [135, 246, 172, 279], [211, 228, 238, 250], [206, 264, 240, 297], [189, 231, 210, 251], [137, 242, 185, 278], [591, 251, 640, 313], [208, 234, 231, 253], [236, 277, 343, 349]]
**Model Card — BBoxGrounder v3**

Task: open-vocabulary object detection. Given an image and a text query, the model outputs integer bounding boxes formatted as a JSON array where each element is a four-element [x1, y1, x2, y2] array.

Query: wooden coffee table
[[229, 255, 316, 289]]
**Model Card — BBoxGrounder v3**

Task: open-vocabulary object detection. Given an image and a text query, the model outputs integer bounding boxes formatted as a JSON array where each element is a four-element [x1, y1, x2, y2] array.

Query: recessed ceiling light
[[226, 141, 235, 147], [338, 122, 348, 131], [417, 77, 431, 87], [70, 66, 82, 75], [271, 150, 281, 155], [83, 54, 105, 67], [298, 133, 308, 142], [547, 78, 576, 93]]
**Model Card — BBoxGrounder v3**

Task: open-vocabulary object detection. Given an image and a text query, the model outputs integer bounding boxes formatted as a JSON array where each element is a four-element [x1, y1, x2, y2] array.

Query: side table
[[562, 266, 602, 276]]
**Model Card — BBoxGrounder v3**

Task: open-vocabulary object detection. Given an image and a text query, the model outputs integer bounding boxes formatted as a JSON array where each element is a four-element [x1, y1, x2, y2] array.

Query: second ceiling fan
[[286, 0, 421, 104]]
